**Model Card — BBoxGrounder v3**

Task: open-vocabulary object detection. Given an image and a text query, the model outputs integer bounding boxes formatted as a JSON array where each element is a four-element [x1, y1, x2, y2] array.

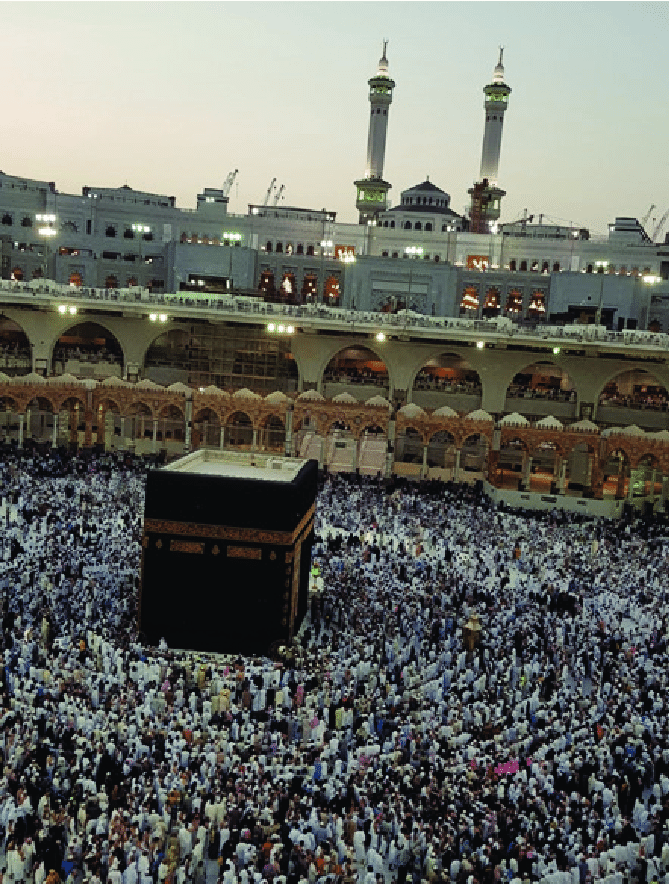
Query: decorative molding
[[143, 504, 315, 547], [170, 540, 204, 555], [227, 545, 262, 560]]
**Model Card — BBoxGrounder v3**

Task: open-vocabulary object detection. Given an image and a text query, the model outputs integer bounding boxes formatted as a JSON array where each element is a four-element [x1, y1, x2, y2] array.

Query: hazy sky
[[3, 2, 668, 235]]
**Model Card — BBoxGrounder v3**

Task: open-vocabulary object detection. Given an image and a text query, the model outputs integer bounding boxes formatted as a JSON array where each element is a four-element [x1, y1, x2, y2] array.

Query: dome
[[16, 372, 47, 384], [101, 376, 129, 387], [265, 391, 289, 404], [135, 379, 163, 390], [0, 372, 10, 384], [433, 405, 458, 418], [500, 412, 529, 428], [48, 373, 84, 385], [536, 415, 564, 430], [233, 387, 261, 400], [365, 395, 392, 408], [332, 392, 358, 404], [465, 409, 494, 422], [167, 382, 191, 394], [398, 403, 425, 419], [297, 389, 324, 401], [201, 385, 229, 397]]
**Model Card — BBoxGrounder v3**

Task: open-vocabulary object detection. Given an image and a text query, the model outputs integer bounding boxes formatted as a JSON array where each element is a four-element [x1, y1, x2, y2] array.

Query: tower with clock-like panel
[[469, 49, 512, 234], [354, 42, 395, 225]]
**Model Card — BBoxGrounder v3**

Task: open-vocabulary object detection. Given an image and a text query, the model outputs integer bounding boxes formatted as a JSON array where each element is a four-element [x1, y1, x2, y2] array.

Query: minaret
[[354, 42, 395, 224], [468, 48, 512, 234]]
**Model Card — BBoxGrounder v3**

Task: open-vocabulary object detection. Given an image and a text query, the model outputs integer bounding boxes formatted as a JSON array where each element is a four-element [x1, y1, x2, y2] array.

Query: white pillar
[[454, 449, 461, 483], [284, 406, 294, 457], [184, 393, 193, 453], [18, 414, 24, 448], [219, 426, 225, 449], [252, 428, 258, 449], [152, 419, 158, 454], [52, 413, 58, 448], [421, 443, 428, 479], [119, 417, 126, 451]]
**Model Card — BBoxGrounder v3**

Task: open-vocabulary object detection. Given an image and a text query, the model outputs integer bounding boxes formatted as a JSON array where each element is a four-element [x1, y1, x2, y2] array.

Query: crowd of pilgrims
[[3, 451, 669, 884]]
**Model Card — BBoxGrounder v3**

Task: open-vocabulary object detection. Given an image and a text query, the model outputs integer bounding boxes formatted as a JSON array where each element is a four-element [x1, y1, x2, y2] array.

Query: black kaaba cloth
[[139, 451, 317, 655]]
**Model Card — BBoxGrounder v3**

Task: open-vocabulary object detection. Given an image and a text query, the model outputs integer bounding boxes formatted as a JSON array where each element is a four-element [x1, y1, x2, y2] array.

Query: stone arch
[[597, 367, 669, 411], [0, 315, 32, 375], [143, 327, 190, 384], [460, 285, 479, 314], [601, 446, 631, 498], [506, 360, 575, 403], [411, 352, 482, 399], [0, 394, 21, 443], [324, 275, 340, 305], [259, 270, 276, 295], [259, 413, 285, 451], [52, 321, 125, 376], [225, 410, 254, 448], [528, 439, 562, 492], [460, 433, 489, 474], [322, 344, 389, 398], [395, 425, 425, 463], [24, 395, 55, 443], [427, 429, 456, 468], [193, 407, 221, 449]]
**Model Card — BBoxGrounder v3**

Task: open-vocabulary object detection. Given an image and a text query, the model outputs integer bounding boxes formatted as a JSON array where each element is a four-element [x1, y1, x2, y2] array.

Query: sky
[[2, 1, 669, 237]]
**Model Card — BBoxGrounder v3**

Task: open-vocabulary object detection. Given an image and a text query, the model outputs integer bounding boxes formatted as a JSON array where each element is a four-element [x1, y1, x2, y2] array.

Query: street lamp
[[36, 214, 57, 281], [222, 231, 242, 290]]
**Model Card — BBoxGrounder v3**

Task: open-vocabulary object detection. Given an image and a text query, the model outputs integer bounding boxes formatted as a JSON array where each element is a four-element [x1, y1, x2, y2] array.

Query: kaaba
[[139, 450, 317, 655]]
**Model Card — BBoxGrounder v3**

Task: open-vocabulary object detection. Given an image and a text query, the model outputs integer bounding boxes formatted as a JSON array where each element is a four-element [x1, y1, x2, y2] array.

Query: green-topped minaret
[[354, 41, 395, 224]]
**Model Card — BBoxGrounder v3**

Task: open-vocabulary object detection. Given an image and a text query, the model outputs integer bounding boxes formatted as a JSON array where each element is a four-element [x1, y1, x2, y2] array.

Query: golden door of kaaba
[[139, 451, 317, 655]]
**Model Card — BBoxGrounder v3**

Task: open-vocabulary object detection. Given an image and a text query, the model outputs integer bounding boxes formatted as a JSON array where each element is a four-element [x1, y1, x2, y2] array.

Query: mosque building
[[1, 45, 669, 511]]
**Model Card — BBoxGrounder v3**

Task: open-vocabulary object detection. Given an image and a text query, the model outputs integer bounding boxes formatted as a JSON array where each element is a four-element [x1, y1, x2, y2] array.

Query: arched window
[[414, 221, 422, 231], [404, 221, 411, 230], [306, 245, 315, 256], [586, 264, 593, 273], [275, 242, 283, 253], [541, 261, 549, 273], [520, 260, 528, 272], [509, 260, 517, 271], [20, 216, 32, 228], [390, 220, 395, 228], [11, 267, 24, 280], [296, 243, 304, 255], [69, 272, 83, 287], [105, 225, 116, 237], [425, 223, 432, 232], [265, 241, 273, 252], [552, 262, 560, 272], [105, 275, 118, 289]]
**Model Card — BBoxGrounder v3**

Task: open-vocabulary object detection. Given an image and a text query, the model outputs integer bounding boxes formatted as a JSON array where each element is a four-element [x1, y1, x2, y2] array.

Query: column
[[650, 469, 657, 508], [52, 413, 58, 449], [18, 414, 24, 448], [184, 393, 193, 453], [252, 428, 258, 449], [219, 426, 225, 449], [284, 406, 294, 457], [385, 414, 396, 478], [352, 439, 359, 473], [152, 419, 158, 454], [120, 417, 126, 451], [523, 455, 533, 490], [84, 391, 93, 448], [454, 449, 461, 483], [558, 459, 567, 494], [627, 470, 634, 501], [25, 408, 31, 442], [421, 443, 428, 479], [70, 406, 78, 448], [661, 476, 669, 510]]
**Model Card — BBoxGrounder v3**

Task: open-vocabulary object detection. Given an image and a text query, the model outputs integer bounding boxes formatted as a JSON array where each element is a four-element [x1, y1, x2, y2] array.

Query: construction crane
[[221, 169, 238, 198], [272, 184, 285, 206], [641, 204, 656, 231], [262, 178, 277, 206], [652, 208, 669, 242]]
